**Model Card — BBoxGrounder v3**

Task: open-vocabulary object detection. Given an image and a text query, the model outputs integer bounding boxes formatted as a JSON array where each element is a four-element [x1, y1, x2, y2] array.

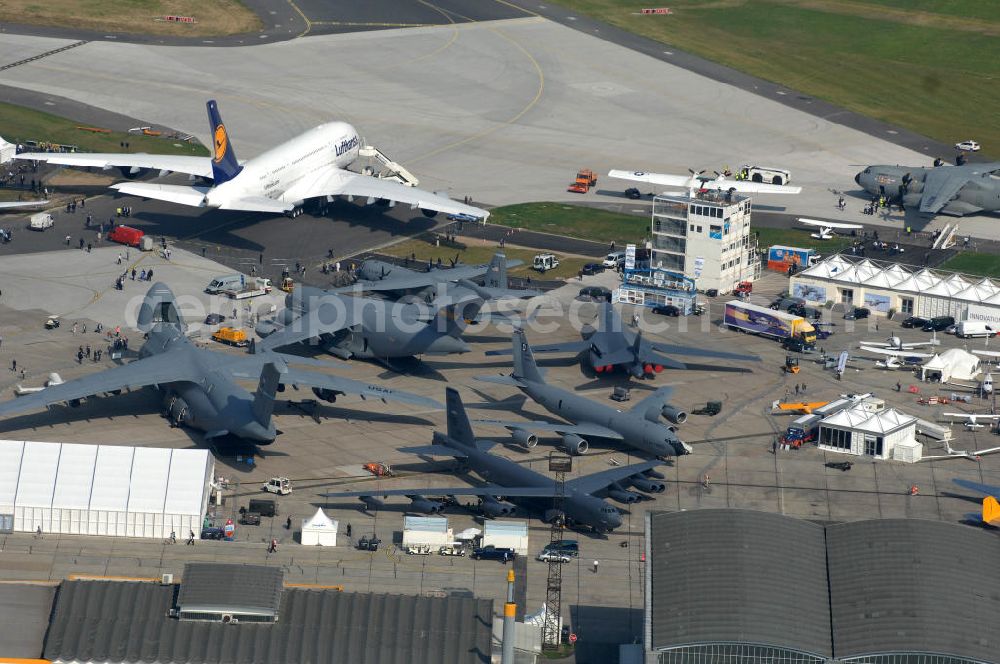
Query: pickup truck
[[221, 277, 273, 300], [471, 545, 516, 563]]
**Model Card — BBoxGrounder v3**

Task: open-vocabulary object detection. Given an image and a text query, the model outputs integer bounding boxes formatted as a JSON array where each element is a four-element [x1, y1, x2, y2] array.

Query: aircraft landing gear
[[286, 206, 305, 218]]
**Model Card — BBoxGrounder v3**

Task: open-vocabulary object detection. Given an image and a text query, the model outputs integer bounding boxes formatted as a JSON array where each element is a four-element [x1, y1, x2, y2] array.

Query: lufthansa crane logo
[[213, 124, 228, 163]]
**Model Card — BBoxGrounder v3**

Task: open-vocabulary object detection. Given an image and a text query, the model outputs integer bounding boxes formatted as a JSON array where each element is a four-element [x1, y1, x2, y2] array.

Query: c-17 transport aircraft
[[488, 302, 754, 378], [0, 283, 440, 444], [855, 162, 1000, 216], [476, 329, 692, 457], [322, 388, 667, 532], [15, 100, 488, 220]]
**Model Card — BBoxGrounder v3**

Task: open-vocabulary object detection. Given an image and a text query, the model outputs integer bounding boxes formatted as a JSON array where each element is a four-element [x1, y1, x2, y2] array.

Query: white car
[[537, 550, 572, 563], [955, 140, 981, 152]]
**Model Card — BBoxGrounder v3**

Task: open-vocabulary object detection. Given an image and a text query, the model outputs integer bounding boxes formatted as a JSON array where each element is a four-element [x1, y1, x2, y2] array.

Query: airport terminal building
[[644, 510, 1000, 664], [789, 254, 1000, 323]]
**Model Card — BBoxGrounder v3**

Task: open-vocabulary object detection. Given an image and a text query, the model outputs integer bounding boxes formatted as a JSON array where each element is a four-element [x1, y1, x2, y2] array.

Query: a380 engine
[[561, 433, 589, 455]]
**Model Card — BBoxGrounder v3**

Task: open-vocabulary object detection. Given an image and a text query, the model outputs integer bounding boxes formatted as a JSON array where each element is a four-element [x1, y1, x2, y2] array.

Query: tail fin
[[512, 329, 545, 383], [484, 253, 508, 289], [446, 387, 476, 443], [252, 360, 287, 426], [206, 100, 242, 184], [136, 282, 185, 333], [984, 496, 1000, 526], [601, 301, 622, 333]]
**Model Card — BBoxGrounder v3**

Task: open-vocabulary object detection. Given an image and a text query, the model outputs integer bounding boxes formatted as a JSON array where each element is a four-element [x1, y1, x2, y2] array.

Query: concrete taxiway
[[0, 246, 999, 657], [0, 18, 995, 239]]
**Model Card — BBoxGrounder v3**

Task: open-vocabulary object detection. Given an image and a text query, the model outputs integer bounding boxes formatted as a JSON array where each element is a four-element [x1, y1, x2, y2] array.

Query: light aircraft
[[13, 372, 63, 396], [486, 302, 755, 379], [942, 412, 1000, 430], [919, 440, 1000, 462], [773, 401, 830, 415], [15, 100, 488, 220], [475, 329, 691, 457], [856, 161, 1000, 217], [322, 388, 667, 532], [951, 479, 1000, 527], [609, 168, 801, 196], [862, 334, 939, 351], [859, 346, 933, 362], [798, 218, 864, 240], [0, 283, 440, 444], [0, 199, 49, 211]]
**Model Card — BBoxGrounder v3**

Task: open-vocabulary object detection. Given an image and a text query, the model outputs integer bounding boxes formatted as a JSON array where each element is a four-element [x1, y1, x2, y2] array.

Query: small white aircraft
[[15, 100, 488, 220], [859, 346, 933, 359], [13, 372, 64, 396], [862, 334, 939, 351], [942, 412, 1000, 429], [608, 169, 802, 196], [920, 440, 1000, 461], [799, 218, 864, 240]]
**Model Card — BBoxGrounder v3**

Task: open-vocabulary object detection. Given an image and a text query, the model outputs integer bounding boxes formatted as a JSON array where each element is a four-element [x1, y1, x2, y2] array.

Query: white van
[[28, 212, 53, 231], [205, 274, 244, 294], [602, 251, 626, 268], [956, 320, 995, 338]]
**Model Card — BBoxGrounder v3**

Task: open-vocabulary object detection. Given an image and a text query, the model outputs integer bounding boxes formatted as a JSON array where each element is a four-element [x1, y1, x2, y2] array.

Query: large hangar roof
[[43, 580, 494, 664], [827, 519, 1000, 661], [648, 509, 833, 656]]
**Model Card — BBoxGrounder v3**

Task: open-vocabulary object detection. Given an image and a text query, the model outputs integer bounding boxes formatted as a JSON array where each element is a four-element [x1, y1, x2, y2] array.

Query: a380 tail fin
[[512, 329, 544, 384], [206, 99, 242, 184]]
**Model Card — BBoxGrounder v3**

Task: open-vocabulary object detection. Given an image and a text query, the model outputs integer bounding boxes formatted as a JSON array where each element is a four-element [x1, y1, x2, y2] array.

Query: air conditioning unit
[[160, 574, 174, 585]]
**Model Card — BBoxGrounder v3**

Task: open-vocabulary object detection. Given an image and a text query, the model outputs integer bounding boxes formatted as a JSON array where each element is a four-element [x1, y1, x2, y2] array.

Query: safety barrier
[[640, 7, 673, 14], [162, 15, 197, 23]]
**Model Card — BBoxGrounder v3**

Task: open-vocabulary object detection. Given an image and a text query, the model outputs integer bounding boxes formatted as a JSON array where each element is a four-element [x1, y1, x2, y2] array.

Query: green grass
[[489, 202, 647, 246], [754, 227, 853, 253], [0, 101, 208, 156], [938, 252, 1000, 279], [380, 237, 591, 280], [554, 0, 1000, 155]]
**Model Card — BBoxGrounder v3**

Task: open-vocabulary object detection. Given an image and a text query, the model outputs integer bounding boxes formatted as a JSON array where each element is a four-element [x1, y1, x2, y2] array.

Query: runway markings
[[0, 40, 87, 71], [490, 0, 540, 18], [286, 0, 312, 38], [309, 20, 434, 28]]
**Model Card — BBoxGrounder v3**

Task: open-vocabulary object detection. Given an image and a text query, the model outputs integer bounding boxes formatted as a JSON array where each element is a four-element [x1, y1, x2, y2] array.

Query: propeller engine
[[409, 496, 444, 514], [561, 433, 589, 455], [511, 429, 538, 449], [480, 496, 516, 517]]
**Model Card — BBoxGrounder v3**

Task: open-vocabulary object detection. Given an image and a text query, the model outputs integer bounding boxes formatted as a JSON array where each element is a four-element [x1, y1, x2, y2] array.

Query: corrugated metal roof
[[403, 516, 448, 533], [483, 520, 528, 536], [648, 509, 833, 656], [177, 563, 283, 617], [43, 580, 493, 664], [0, 583, 55, 658], [828, 519, 1000, 662]]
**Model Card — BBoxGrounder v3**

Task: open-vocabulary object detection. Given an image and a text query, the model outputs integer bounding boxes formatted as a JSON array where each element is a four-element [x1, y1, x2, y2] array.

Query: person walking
[[285, 516, 291, 530], [592, 560, 599, 574], [187, 530, 195, 545]]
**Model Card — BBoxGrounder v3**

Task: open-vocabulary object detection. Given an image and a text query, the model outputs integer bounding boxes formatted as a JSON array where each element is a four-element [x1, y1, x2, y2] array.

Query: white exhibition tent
[[0, 440, 213, 539], [301, 507, 338, 546], [920, 349, 981, 383], [0, 136, 15, 164]]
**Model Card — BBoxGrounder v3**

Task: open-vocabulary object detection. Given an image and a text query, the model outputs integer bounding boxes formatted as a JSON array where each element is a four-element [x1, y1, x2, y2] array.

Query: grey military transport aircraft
[[488, 302, 754, 378], [350, 252, 529, 298], [475, 329, 692, 457], [0, 283, 440, 444], [855, 161, 1000, 216], [322, 387, 668, 532]]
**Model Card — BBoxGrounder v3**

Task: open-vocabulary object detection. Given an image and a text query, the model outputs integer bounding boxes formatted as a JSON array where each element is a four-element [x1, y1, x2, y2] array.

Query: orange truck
[[568, 168, 598, 193]]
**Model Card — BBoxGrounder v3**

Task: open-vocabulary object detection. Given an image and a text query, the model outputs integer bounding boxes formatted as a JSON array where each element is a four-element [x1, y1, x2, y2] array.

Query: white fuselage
[[206, 122, 360, 208]]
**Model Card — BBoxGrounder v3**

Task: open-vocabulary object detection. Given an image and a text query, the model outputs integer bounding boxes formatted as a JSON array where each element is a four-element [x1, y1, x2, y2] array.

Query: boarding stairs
[[358, 145, 419, 187]]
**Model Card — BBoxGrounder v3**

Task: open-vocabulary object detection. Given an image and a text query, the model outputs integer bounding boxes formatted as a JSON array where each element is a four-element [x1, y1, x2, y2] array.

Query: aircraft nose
[[428, 336, 469, 355], [608, 509, 623, 529], [238, 421, 277, 444], [854, 172, 861, 185]]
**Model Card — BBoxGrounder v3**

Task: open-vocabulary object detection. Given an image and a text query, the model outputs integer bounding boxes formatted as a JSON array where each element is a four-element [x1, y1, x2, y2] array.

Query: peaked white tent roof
[[921, 348, 980, 382], [304, 507, 336, 529], [822, 405, 916, 434]]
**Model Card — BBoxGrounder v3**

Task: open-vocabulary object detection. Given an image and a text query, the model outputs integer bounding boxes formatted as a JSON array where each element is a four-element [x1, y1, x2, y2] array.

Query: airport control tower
[[650, 190, 760, 294]]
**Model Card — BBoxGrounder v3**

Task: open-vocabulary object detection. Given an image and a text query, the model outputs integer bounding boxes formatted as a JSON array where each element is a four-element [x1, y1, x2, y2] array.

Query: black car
[[844, 307, 870, 320], [471, 545, 516, 563], [788, 304, 822, 320], [578, 286, 612, 302], [923, 315, 955, 332], [624, 187, 642, 199], [581, 263, 605, 276], [357, 535, 381, 551], [782, 337, 813, 353], [201, 527, 226, 540], [204, 313, 226, 325], [901, 316, 928, 329], [652, 304, 680, 317]]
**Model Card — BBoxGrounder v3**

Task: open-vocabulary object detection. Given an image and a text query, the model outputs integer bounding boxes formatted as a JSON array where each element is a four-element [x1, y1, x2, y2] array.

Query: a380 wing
[[285, 166, 490, 219], [0, 353, 200, 419], [15, 152, 213, 179], [322, 485, 559, 499], [279, 366, 442, 409]]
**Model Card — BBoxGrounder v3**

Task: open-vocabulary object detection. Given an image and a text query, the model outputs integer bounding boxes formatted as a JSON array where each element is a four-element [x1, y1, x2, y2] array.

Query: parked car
[[537, 550, 572, 563], [923, 315, 955, 332], [900, 316, 928, 329], [843, 307, 870, 320], [602, 251, 626, 268], [782, 337, 814, 353], [788, 304, 822, 320], [954, 140, 980, 152], [248, 498, 277, 517], [651, 304, 680, 317], [204, 313, 226, 325], [471, 545, 516, 563], [578, 286, 612, 302], [771, 297, 805, 311], [581, 262, 605, 276], [201, 527, 226, 540], [624, 187, 641, 199], [541, 539, 579, 557], [238, 511, 261, 526]]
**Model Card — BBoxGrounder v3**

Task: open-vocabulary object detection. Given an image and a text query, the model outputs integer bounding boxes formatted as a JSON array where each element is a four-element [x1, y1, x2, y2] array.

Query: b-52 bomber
[[476, 329, 691, 457], [488, 302, 754, 378], [0, 283, 439, 444], [855, 161, 1000, 216], [323, 388, 668, 532]]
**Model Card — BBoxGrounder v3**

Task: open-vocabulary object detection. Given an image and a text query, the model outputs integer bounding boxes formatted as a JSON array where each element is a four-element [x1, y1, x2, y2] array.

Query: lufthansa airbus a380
[[15, 100, 488, 220]]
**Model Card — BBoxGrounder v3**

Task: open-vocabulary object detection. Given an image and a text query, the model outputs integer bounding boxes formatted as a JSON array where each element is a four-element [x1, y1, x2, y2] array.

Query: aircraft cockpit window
[[155, 302, 179, 324], [864, 168, 871, 174]]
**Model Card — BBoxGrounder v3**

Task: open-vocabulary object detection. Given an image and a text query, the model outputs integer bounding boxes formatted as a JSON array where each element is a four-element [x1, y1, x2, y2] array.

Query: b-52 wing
[[473, 418, 625, 440], [284, 165, 489, 219], [0, 352, 200, 419], [16, 152, 213, 179]]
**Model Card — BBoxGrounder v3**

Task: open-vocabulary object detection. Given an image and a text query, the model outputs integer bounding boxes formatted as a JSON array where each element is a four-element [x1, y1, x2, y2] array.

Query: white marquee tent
[[0, 440, 213, 539], [920, 348, 981, 383], [301, 507, 338, 546]]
